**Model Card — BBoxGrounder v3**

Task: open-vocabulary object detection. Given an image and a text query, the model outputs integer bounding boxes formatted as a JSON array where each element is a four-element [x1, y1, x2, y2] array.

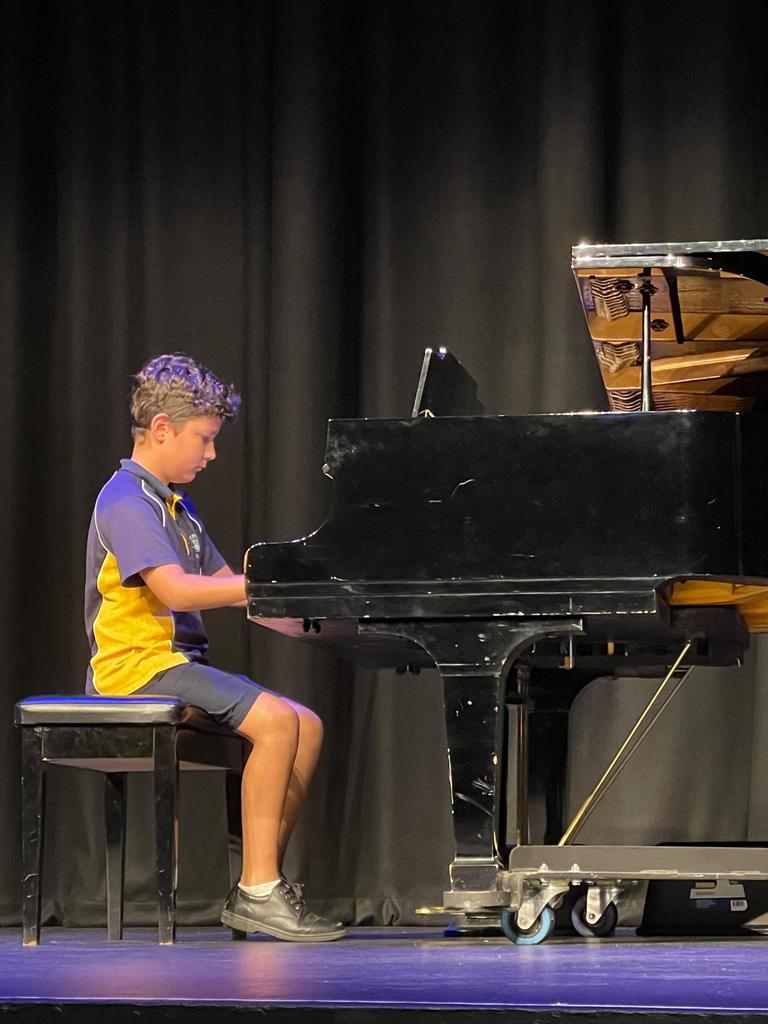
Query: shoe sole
[[221, 909, 346, 942]]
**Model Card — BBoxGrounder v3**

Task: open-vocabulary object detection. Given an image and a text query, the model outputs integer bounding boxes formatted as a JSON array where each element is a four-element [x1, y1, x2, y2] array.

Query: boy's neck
[[130, 446, 171, 486]]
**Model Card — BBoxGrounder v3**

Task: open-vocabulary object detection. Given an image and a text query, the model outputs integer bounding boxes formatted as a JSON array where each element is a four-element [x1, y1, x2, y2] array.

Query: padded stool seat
[[16, 695, 186, 725], [15, 694, 246, 946]]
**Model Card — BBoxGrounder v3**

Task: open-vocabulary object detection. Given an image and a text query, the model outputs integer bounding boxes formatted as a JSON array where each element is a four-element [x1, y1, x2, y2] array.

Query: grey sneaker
[[221, 881, 346, 942]]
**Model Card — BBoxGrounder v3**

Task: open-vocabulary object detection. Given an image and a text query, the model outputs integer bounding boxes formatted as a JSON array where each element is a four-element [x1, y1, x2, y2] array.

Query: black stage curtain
[[3, 0, 768, 926]]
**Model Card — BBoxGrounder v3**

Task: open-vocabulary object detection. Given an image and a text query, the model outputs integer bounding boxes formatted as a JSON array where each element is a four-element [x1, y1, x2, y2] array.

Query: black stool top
[[14, 695, 187, 726]]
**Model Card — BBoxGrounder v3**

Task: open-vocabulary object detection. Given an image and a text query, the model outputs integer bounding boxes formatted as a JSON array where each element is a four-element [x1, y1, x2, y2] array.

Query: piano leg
[[359, 618, 582, 911]]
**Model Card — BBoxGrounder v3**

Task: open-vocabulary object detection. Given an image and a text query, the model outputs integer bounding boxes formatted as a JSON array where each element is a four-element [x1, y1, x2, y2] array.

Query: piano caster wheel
[[500, 905, 555, 945], [230, 928, 248, 941], [302, 618, 322, 634], [570, 895, 618, 938]]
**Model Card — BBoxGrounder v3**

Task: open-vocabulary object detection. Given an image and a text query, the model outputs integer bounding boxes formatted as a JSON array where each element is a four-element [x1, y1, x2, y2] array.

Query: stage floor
[[2, 926, 768, 1021]]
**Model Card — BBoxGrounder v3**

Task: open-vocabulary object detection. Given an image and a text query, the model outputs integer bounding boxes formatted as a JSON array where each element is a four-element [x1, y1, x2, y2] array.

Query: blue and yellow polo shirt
[[84, 459, 227, 695]]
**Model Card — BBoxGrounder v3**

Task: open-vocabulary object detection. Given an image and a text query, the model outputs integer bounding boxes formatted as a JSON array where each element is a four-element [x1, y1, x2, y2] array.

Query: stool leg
[[153, 726, 178, 945], [105, 772, 126, 940], [224, 767, 247, 940], [225, 769, 243, 889], [20, 727, 46, 947]]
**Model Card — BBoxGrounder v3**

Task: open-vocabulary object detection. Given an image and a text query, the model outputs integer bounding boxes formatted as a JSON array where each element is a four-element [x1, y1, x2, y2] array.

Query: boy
[[84, 352, 344, 942]]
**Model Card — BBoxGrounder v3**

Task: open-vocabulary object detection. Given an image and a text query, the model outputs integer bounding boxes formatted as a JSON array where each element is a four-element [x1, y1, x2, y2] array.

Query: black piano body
[[245, 241, 768, 940]]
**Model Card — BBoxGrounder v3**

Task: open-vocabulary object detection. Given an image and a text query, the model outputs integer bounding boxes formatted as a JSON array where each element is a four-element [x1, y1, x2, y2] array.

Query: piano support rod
[[513, 664, 530, 849], [558, 641, 692, 846]]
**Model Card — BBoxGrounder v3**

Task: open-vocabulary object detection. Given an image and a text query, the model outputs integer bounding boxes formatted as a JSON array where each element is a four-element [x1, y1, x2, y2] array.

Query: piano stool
[[14, 695, 247, 946]]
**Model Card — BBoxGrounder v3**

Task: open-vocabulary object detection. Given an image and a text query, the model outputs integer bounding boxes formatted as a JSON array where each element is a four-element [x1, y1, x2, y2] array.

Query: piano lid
[[572, 238, 768, 413]]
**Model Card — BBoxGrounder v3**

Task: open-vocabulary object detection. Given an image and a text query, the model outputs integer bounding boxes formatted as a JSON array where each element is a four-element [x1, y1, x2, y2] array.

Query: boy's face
[[162, 415, 222, 484]]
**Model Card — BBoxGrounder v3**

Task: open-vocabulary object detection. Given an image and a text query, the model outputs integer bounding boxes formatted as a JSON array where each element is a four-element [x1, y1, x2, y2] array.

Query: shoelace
[[280, 876, 305, 902], [279, 880, 305, 909]]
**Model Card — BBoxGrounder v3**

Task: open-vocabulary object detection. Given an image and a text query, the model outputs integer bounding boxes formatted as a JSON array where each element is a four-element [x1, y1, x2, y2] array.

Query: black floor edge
[[2, 1005, 768, 1024]]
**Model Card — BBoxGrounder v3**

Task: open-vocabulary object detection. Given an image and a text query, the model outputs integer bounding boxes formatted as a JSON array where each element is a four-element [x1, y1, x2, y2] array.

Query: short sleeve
[[97, 493, 182, 585]]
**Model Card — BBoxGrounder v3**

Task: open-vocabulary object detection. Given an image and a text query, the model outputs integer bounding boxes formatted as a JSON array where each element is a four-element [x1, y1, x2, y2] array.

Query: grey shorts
[[135, 662, 272, 730]]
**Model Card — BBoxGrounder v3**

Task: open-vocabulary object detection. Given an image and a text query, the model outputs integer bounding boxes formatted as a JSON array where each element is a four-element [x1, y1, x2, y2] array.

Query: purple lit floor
[[3, 927, 768, 1019]]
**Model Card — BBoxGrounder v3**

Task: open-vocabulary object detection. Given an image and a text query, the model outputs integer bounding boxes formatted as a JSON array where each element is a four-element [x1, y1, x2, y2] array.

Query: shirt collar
[[119, 459, 180, 504]]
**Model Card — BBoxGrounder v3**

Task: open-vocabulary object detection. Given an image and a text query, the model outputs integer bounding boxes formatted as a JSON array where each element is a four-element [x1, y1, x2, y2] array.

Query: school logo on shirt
[[189, 533, 201, 555]]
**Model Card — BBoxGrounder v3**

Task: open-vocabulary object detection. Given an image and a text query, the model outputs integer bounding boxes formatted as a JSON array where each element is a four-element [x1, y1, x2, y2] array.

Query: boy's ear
[[149, 413, 175, 442]]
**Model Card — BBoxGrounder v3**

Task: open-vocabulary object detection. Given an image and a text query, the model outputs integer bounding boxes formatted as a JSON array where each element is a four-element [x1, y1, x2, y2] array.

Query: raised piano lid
[[572, 238, 768, 413]]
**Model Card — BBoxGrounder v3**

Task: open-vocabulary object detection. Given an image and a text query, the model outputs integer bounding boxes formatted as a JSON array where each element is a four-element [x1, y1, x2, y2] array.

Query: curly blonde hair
[[130, 353, 241, 438]]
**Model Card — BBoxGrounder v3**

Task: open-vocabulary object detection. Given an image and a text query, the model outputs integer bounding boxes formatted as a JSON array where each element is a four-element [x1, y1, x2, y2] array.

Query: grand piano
[[245, 239, 768, 942]]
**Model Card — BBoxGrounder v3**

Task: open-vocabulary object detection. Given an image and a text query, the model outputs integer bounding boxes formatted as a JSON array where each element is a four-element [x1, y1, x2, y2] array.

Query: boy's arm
[[142, 564, 246, 612], [212, 563, 248, 607]]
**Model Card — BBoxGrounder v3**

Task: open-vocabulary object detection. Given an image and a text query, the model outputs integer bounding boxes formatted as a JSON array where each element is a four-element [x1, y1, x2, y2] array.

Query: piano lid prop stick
[[639, 269, 656, 412], [558, 641, 692, 846]]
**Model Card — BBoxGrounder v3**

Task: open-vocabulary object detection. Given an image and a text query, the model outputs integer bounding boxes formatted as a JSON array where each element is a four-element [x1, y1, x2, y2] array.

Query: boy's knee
[[300, 707, 324, 747], [239, 692, 299, 745]]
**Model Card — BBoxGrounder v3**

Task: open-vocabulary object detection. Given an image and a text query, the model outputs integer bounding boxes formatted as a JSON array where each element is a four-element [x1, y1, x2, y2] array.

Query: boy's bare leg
[[223, 692, 344, 940], [236, 693, 299, 886], [278, 703, 324, 865]]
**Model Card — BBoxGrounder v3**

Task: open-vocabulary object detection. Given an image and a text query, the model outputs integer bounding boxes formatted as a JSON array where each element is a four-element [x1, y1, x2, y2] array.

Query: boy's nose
[[206, 443, 216, 462]]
